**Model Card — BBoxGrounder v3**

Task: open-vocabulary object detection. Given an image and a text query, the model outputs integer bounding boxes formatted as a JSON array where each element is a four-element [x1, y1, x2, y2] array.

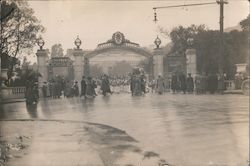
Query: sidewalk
[[0, 120, 168, 166], [224, 89, 243, 95], [0, 98, 25, 104]]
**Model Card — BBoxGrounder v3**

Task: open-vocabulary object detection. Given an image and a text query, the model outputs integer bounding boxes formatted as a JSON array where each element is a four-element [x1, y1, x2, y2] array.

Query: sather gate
[[83, 32, 154, 78], [36, 32, 166, 87]]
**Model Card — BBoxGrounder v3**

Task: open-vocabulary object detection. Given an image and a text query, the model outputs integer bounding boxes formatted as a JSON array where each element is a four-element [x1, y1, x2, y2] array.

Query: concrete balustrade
[[1, 87, 26, 100]]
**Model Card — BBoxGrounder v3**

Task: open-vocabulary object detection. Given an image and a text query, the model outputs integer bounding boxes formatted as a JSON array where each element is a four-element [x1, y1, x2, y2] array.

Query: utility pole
[[153, 0, 228, 75], [217, 0, 228, 75]]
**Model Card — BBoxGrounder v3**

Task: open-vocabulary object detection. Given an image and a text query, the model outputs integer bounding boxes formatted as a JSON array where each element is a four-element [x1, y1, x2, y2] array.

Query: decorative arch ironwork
[[84, 31, 153, 59], [48, 57, 74, 81], [83, 32, 154, 79]]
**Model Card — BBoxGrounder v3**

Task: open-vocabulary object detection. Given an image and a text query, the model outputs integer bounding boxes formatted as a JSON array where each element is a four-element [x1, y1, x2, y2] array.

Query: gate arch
[[83, 31, 154, 78]]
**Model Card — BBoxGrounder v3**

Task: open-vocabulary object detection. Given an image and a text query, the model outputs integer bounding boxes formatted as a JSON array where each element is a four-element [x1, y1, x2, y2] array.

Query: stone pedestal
[[36, 49, 48, 87], [185, 49, 197, 77], [153, 48, 164, 79], [73, 49, 84, 83]]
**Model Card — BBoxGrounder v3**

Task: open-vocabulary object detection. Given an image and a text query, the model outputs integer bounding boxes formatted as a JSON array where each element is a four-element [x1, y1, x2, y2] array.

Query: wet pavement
[[0, 93, 249, 165]]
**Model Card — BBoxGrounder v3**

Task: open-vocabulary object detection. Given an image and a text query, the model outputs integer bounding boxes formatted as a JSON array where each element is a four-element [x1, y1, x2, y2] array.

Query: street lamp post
[[217, 0, 228, 75], [73, 35, 84, 82]]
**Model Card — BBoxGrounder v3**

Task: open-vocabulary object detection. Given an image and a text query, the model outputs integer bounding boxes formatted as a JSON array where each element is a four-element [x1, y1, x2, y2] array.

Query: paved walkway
[[1, 93, 249, 165]]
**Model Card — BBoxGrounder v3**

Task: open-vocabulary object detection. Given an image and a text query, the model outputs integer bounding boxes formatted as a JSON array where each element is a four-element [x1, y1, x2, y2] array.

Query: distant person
[[51, 80, 57, 98], [72, 81, 79, 96], [179, 73, 187, 94], [86, 77, 95, 98], [195, 74, 202, 94], [133, 76, 142, 96], [217, 74, 225, 94], [140, 75, 146, 94], [207, 74, 218, 94], [81, 76, 87, 97], [92, 79, 98, 96], [101, 74, 112, 96], [156, 75, 165, 95], [201, 74, 208, 94], [64, 80, 71, 97], [42, 82, 48, 98], [130, 75, 136, 96], [186, 73, 194, 93], [171, 74, 178, 93]]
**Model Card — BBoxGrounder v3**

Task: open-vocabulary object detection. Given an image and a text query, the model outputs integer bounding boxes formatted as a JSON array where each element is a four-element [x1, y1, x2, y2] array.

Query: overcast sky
[[29, 0, 249, 53]]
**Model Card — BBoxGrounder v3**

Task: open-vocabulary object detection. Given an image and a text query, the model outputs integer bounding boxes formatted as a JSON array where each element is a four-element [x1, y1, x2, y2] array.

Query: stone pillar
[[153, 48, 164, 79], [73, 49, 84, 83], [36, 49, 48, 88], [83, 57, 90, 77], [185, 48, 197, 77]]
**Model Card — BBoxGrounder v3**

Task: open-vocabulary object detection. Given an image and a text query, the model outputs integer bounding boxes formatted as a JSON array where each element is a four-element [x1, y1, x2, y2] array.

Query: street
[[0, 93, 249, 165]]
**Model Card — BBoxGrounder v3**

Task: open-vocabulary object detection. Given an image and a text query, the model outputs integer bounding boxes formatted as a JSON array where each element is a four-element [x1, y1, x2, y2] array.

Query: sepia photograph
[[0, 0, 249, 165]]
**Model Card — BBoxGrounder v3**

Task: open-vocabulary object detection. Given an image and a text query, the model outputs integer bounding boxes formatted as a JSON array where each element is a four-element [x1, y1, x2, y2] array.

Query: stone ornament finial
[[112, 31, 125, 45], [75, 35, 82, 49], [37, 36, 45, 50], [154, 35, 161, 49]]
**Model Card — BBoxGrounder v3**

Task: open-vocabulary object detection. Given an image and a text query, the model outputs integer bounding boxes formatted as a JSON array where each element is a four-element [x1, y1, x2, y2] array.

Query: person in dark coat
[[42, 82, 48, 98], [195, 74, 202, 94], [171, 74, 178, 93], [81, 76, 87, 97], [86, 77, 95, 98], [217, 74, 225, 94], [201, 74, 207, 94], [71, 81, 79, 97], [179, 73, 187, 94], [156, 75, 165, 95], [133, 76, 142, 96], [186, 73, 194, 93], [207, 74, 218, 94], [101, 74, 111, 96], [130, 75, 136, 96], [140, 75, 146, 94], [64, 80, 71, 97]]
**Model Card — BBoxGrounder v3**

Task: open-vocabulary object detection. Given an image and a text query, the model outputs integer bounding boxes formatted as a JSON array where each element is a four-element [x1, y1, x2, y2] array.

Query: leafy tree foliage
[[240, 14, 250, 31], [51, 44, 64, 58], [1, 0, 45, 80], [9, 57, 40, 86], [1, 0, 45, 57], [160, 17, 249, 79]]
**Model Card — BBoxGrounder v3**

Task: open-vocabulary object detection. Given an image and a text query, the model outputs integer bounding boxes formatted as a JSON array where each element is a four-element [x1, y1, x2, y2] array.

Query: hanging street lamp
[[37, 36, 45, 50], [154, 36, 161, 49], [74, 35, 82, 49]]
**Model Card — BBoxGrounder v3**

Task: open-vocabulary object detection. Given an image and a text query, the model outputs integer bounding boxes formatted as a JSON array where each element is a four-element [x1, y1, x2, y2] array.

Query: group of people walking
[[31, 71, 226, 105], [169, 73, 225, 94]]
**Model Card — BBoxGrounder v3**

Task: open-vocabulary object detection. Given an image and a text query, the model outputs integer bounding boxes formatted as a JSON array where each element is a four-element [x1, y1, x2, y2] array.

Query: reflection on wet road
[[1, 93, 249, 165]]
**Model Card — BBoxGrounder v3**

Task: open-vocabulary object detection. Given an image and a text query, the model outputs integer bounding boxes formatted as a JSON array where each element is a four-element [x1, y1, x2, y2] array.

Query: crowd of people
[[25, 71, 227, 105], [169, 73, 225, 95]]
